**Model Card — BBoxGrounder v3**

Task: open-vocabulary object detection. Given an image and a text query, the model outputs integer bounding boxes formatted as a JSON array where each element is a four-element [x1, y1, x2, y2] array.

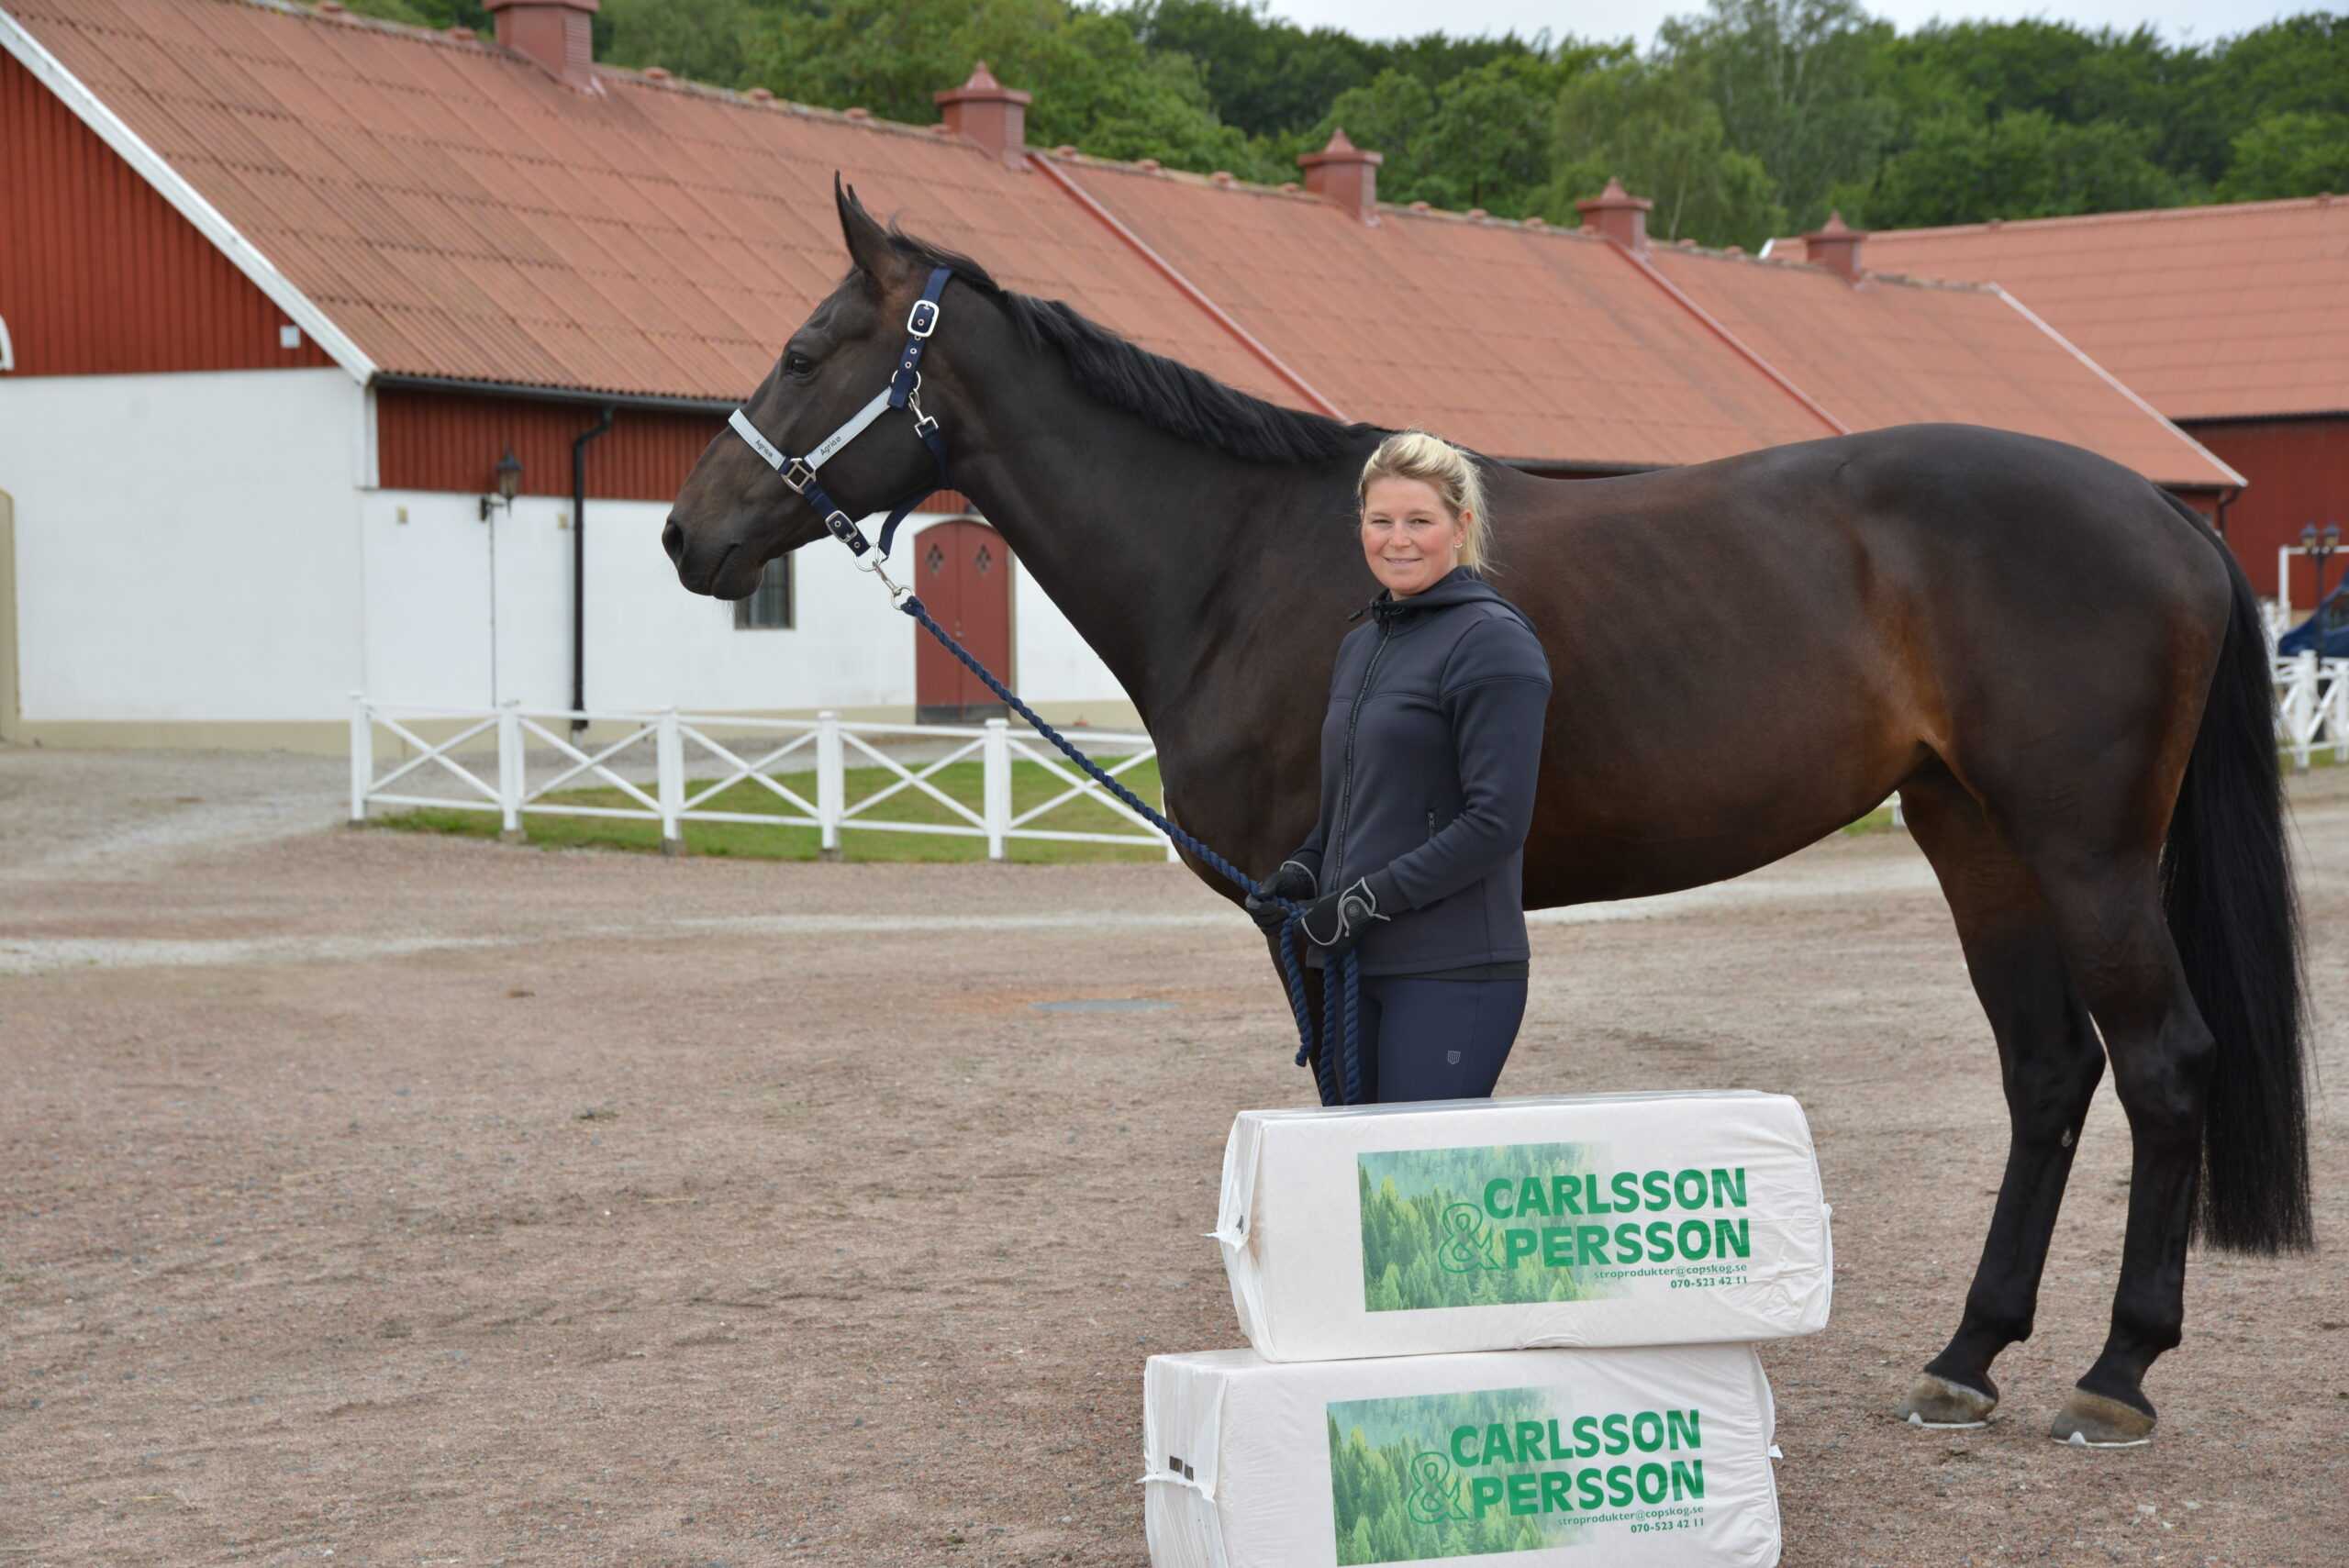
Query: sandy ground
[[2, 748, 2345, 1567]]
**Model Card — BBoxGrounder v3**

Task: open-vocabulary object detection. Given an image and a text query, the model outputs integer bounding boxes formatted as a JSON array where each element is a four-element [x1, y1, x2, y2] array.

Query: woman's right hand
[[1243, 860, 1317, 934]]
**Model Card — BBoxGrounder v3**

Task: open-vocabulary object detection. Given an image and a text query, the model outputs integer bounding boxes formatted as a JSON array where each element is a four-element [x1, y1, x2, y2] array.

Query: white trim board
[[1992, 284, 2247, 492], [0, 6, 376, 384]]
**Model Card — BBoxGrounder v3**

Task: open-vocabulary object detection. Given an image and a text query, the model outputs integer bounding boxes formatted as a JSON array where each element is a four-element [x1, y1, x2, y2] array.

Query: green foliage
[[1657, 0, 1895, 231], [596, 0, 763, 86], [2219, 110, 2349, 201], [1856, 109, 2182, 228], [1543, 57, 1785, 246], [1118, 0, 1382, 139], [337, 0, 490, 26]]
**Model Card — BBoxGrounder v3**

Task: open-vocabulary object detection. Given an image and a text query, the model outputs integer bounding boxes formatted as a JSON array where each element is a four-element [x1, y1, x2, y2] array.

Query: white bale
[[1215, 1093, 1831, 1362], [1143, 1342, 1783, 1568]]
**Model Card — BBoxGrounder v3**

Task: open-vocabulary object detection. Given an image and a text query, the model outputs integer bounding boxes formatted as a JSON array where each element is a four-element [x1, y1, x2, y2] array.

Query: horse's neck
[[945, 398, 1355, 728]]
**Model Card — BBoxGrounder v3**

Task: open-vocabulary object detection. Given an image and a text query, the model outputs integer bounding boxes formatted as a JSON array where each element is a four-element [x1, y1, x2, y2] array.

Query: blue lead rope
[[898, 592, 1363, 1106]]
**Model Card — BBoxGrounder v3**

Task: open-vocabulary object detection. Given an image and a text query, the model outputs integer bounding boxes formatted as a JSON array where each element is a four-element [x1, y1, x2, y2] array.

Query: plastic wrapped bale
[[1215, 1093, 1831, 1362], [1143, 1342, 1783, 1568]]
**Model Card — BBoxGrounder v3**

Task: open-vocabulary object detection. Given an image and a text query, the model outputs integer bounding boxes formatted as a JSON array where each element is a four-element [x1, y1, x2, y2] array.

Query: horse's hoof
[[1896, 1373, 1998, 1429], [2049, 1388, 2155, 1448]]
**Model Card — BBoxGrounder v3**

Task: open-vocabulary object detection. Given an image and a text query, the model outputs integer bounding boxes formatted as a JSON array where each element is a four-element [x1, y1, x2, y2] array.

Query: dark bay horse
[[662, 183, 2311, 1447]]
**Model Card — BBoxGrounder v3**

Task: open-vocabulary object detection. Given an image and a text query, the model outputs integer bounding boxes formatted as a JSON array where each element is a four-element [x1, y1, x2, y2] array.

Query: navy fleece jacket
[[1287, 567, 1553, 975]]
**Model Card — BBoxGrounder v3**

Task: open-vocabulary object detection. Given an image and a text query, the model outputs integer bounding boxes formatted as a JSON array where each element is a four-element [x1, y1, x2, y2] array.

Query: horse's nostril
[[661, 517, 685, 563]]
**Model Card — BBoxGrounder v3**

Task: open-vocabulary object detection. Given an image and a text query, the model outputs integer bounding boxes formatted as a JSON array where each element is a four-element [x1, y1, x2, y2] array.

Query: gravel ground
[[2, 746, 2344, 1566]]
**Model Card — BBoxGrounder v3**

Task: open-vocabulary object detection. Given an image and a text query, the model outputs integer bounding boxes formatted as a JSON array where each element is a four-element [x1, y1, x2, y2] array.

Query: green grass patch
[[369, 755, 1169, 863], [1842, 804, 1901, 835]]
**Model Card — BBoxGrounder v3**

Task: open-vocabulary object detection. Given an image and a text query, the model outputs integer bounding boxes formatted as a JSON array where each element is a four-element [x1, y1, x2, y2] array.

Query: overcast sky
[[1259, 0, 2310, 50]]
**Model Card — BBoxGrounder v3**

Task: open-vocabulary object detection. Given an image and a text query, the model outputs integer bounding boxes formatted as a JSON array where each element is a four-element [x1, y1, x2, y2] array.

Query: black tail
[[2161, 491, 2313, 1252]]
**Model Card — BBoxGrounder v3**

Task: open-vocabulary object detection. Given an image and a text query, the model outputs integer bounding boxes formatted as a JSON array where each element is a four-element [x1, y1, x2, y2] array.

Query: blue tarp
[[2277, 584, 2349, 658]]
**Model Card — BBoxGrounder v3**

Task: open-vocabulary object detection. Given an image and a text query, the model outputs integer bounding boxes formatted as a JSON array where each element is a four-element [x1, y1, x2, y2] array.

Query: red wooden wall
[[0, 49, 334, 376], [373, 386, 981, 511], [2187, 417, 2349, 603]]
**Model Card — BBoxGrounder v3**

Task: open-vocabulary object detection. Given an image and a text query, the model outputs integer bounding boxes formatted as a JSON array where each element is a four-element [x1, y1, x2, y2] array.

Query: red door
[[914, 518, 1013, 723]]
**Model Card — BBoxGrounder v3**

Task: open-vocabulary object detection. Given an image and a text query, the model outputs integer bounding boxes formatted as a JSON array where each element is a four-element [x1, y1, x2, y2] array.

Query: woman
[[1246, 430, 1553, 1103]]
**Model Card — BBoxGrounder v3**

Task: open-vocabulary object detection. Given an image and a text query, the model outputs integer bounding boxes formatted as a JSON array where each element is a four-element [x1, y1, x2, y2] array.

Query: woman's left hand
[[1296, 876, 1389, 956]]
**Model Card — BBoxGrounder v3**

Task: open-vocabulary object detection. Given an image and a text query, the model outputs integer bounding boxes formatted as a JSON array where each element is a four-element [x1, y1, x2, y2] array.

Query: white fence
[[2275, 652, 2349, 771], [348, 694, 1176, 860], [352, 661, 2347, 862]]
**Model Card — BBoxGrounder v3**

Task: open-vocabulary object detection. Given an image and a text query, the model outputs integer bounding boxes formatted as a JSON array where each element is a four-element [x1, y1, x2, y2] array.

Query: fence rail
[[354, 659, 2345, 863], [349, 694, 1176, 860], [2274, 652, 2349, 771]]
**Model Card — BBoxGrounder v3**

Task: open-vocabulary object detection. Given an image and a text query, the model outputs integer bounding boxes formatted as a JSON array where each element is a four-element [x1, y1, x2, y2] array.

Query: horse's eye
[[784, 350, 815, 377]]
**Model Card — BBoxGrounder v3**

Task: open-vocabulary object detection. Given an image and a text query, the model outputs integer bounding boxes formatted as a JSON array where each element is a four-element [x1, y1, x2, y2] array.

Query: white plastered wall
[[0, 368, 367, 722], [360, 497, 1139, 721]]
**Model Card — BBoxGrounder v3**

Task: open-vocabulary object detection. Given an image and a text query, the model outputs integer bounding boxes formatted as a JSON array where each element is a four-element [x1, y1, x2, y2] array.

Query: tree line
[[344, 0, 2349, 249]]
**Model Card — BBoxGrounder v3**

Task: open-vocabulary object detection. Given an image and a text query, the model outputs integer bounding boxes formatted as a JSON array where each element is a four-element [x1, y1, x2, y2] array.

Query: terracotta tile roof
[[3, 0, 2241, 486], [2, 0, 1288, 405], [1055, 160, 1827, 469], [1770, 200, 2349, 421], [1649, 250, 2237, 488]]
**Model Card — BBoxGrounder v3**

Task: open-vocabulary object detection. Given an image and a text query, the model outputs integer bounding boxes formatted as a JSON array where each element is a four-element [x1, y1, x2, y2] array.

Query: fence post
[[2328, 660, 2349, 765], [2296, 651, 2319, 772], [348, 691, 372, 825], [983, 717, 1012, 862], [817, 710, 844, 862], [496, 702, 525, 842], [657, 707, 685, 856]]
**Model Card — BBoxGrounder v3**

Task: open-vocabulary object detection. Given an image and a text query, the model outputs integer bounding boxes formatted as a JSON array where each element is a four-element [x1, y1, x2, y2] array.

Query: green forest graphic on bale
[[1357, 1143, 1754, 1311], [1325, 1385, 1712, 1564]]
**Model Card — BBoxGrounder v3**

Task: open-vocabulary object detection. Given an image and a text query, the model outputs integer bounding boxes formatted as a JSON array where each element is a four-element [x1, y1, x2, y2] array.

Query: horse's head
[[663, 179, 960, 599]]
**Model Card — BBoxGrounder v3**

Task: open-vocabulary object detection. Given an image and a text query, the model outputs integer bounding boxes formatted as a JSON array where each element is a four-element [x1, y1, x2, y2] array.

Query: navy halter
[[727, 265, 953, 562]]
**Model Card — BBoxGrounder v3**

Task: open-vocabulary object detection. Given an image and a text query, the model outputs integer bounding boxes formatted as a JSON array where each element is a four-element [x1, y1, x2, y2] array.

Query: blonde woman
[[1246, 430, 1554, 1103]]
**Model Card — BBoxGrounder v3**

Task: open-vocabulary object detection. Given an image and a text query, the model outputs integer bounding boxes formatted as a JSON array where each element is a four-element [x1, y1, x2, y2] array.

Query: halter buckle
[[822, 509, 869, 555], [782, 458, 815, 495], [907, 298, 939, 339]]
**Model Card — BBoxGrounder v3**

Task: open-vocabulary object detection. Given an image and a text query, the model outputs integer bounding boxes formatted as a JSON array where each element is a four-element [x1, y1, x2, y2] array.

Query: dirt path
[[3, 752, 2345, 1566]]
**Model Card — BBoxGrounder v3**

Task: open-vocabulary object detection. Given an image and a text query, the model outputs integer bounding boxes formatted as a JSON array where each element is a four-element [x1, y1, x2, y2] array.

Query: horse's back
[[1488, 425, 2229, 906]]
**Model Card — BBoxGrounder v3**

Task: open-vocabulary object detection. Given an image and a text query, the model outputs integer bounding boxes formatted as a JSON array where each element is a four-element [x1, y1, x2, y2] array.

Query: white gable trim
[[0, 8, 375, 384], [0, 312, 14, 373], [1991, 285, 2246, 491]]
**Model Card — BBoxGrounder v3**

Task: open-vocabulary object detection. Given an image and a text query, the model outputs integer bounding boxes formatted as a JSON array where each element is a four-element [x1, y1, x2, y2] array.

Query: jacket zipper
[[1326, 618, 1394, 887]]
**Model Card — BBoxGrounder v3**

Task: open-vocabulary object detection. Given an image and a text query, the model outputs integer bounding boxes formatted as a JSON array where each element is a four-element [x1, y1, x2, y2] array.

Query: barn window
[[0, 314, 13, 373], [733, 553, 794, 630]]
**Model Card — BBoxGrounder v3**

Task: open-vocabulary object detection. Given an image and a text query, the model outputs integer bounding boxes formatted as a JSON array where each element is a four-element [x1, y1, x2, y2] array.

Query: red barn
[[0, 0, 2240, 750]]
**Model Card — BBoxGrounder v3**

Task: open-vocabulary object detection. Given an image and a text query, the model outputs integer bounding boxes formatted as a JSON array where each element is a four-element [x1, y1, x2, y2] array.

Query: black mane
[[884, 227, 1361, 465]]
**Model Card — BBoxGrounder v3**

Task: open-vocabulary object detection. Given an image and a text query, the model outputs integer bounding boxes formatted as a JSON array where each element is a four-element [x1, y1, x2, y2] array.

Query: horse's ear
[[835, 175, 899, 288]]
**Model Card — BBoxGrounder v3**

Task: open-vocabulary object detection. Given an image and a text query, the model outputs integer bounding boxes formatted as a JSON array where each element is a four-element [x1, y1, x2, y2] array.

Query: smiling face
[[1360, 474, 1466, 598]]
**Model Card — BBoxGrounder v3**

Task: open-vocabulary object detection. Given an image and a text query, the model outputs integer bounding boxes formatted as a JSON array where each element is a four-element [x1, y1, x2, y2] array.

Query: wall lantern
[[480, 446, 523, 521]]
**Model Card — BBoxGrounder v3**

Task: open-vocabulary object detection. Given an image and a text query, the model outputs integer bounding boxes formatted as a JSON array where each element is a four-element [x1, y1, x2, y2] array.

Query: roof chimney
[[485, 0, 599, 94], [1575, 178, 1651, 252], [1298, 128, 1381, 223], [1804, 211, 1866, 283], [935, 61, 1030, 168]]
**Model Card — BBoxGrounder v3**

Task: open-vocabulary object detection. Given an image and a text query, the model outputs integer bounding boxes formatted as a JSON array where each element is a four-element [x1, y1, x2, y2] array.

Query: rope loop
[[896, 593, 1361, 1104]]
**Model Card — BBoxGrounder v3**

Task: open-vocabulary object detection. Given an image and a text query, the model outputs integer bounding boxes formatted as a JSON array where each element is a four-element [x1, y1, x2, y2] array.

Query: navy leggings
[[1355, 974, 1528, 1104]]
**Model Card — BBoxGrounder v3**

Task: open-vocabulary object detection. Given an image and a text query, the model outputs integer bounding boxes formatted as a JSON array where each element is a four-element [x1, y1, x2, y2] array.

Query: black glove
[[1296, 875, 1389, 956], [1244, 860, 1317, 935]]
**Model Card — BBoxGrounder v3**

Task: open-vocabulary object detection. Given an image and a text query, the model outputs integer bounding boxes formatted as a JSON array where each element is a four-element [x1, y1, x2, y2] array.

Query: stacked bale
[[1144, 1092, 1833, 1567]]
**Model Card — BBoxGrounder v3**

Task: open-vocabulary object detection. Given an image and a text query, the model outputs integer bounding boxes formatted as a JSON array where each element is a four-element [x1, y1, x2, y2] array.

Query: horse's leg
[[1264, 929, 1333, 1105], [2018, 838, 2212, 1446], [1895, 765, 2106, 1429]]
